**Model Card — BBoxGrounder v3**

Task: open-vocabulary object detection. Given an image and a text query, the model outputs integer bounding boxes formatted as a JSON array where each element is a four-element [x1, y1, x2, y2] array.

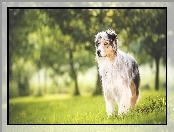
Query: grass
[[9, 90, 166, 124]]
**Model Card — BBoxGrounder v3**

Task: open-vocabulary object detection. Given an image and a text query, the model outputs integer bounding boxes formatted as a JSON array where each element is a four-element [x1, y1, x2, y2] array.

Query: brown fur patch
[[130, 81, 138, 108], [102, 40, 115, 62]]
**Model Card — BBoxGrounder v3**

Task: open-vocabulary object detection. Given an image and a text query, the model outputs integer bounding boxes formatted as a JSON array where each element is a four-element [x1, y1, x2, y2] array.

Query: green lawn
[[9, 90, 166, 124]]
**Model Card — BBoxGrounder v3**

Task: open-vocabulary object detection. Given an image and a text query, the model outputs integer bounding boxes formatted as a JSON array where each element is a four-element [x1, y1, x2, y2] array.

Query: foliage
[[10, 58, 35, 97], [9, 8, 166, 97], [122, 9, 166, 90], [9, 9, 39, 96]]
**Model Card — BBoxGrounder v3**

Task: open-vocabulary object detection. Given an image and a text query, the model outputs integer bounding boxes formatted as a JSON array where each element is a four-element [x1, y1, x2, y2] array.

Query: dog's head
[[94, 29, 118, 61]]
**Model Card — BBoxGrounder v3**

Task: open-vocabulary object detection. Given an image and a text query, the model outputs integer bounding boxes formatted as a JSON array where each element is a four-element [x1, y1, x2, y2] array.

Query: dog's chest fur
[[97, 50, 132, 98]]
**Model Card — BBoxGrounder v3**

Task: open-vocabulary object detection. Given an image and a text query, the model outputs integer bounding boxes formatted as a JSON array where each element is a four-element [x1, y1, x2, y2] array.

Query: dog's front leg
[[118, 88, 131, 115], [104, 96, 115, 117]]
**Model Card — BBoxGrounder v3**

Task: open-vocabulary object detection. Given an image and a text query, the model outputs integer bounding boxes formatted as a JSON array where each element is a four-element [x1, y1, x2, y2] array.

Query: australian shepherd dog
[[94, 29, 140, 116]]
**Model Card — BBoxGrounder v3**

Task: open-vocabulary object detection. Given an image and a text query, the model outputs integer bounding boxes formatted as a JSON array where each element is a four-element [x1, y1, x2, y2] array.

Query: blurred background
[[8, 8, 167, 98]]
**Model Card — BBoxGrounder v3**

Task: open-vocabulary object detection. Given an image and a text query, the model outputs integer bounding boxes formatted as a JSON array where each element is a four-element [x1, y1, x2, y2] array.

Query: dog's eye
[[104, 42, 108, 45], [96, 42, 100, 47]]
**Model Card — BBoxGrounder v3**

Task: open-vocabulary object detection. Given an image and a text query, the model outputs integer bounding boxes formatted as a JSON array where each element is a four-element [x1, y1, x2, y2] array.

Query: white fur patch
[[96, 50, 138, 116]]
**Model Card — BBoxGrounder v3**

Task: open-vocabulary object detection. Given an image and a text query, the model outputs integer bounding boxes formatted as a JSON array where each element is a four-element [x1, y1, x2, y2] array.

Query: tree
[[83, 9, 166, 91], [123, 9, 166, 90], [45, 9, 96, 95], [9, 9, 55, 96], [9, 9, 37, 96]]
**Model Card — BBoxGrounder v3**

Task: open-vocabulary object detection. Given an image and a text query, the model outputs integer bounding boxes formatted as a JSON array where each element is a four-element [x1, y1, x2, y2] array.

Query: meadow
[[9, 89, 166, 124]]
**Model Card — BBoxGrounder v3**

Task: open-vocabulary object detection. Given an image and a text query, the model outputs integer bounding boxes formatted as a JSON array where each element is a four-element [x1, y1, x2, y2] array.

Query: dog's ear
[[106, 29, 117, 42], [94, 35, 97, 43], [106, 29, 118, 54], [94, 33, 102, 44]]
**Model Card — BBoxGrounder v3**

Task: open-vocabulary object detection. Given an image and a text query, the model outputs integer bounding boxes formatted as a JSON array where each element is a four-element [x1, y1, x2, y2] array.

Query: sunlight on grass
[[9, 94, 71, 103], [9, 90, 166, 124]]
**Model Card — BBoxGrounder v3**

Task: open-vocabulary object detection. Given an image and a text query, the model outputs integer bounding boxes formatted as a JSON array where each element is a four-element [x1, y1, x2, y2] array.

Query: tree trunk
[[73, 73, 79, 95], [18, 75, 30, 96], [44, 69, 47, 94], [69, 48, 80, 96], [37, 68, 42, 96], [155, 57, 160, 91], [9, 58, 13, 81], [93, 68, 102, 95], [37, 61, 42, 96]]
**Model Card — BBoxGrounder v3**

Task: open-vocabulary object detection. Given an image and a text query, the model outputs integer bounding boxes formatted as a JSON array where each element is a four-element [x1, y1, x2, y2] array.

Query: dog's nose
[[97, 50, 101, 56]]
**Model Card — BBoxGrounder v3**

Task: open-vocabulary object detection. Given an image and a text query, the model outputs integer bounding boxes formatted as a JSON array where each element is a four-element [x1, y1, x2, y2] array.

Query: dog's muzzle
[[97, 50, 102, 57]]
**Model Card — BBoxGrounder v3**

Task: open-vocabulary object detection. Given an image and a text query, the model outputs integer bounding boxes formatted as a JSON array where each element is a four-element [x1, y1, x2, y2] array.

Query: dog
[[94, 29, 140, 116]]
